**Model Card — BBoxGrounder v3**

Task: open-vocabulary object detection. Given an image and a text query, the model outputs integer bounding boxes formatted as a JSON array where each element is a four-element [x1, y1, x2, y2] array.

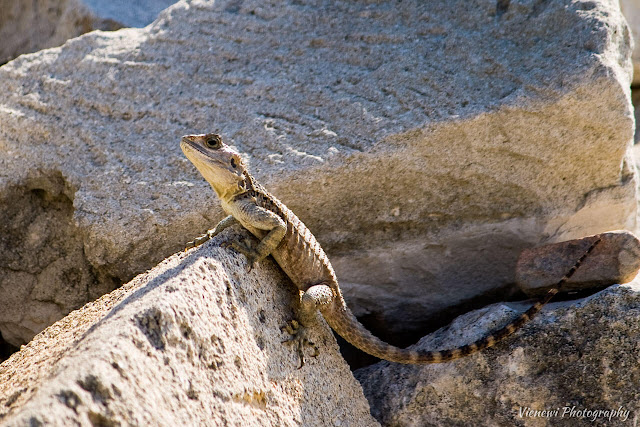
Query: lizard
[[180, 132, 601, 366]]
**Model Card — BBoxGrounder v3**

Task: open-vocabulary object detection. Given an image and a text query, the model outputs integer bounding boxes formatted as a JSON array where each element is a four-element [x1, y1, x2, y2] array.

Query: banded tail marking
[[412, 236, 603, 363], [327, 237, 602, 364]]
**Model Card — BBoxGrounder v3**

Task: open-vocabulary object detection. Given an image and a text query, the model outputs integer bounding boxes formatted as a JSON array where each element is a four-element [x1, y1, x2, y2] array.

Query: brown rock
[[515, 230, 640, 297]]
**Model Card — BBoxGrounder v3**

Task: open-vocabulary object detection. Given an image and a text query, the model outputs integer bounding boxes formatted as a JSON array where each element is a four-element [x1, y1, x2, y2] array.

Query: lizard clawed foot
[[226, 239, 260, 272], [281, 320, 319, 369], [184, 232, 214, 251]]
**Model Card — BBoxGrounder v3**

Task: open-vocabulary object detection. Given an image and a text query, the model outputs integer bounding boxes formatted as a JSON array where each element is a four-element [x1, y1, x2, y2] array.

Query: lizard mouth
[[181, 137, 221, 163]]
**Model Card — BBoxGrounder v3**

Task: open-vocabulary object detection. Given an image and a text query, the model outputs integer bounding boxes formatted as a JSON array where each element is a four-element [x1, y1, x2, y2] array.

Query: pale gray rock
[[0, 0, 121, 65], [355, 281, 640, 426], [0, 231, 379, 426], [0, 0, 635, 350], [0, 0, 95, 65]]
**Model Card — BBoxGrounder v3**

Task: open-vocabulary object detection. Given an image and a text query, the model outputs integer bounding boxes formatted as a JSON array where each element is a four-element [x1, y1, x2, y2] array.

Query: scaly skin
[[180, 133, 601, 366]]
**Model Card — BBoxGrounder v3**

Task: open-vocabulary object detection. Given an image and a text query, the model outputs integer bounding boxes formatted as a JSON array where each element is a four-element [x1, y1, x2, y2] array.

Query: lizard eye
[[231, 158, 237, 168], [204, 135, 222, 149]]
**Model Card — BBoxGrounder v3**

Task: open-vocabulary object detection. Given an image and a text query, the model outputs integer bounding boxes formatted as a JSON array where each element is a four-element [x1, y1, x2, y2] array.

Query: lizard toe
[[281, 320, 318, 368], [229, 241, 260, 263], [306, 339, 319, 358], [185, 233, 211, 251]]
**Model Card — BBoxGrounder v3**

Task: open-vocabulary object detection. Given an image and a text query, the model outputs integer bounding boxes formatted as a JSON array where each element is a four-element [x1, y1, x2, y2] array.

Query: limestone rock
[[0, 0, 635, 349], [516, 230, 640, 297], [0, 230, 378, 426], [355, 281, 640, 426]]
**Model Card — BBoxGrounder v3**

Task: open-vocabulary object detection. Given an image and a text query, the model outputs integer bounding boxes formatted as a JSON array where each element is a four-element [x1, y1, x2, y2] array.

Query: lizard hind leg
[[282, 284, 334, 368]]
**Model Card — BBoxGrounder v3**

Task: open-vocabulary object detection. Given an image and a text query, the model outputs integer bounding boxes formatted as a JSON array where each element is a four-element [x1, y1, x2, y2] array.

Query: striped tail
[[324, 237, 601, 364]]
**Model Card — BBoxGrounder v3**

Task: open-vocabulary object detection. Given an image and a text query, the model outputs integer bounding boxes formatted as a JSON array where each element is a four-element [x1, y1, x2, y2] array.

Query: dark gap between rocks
[[631, 87, 640, 143], [0, 332, 18, 363], [339, 282, 608, 370], [0, 172, 120, 360]]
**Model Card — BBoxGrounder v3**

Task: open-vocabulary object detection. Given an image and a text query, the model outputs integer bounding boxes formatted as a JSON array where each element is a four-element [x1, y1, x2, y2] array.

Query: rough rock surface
[[0, 0, 635, 349], [355, 280, 640, 426], [0, 230, 378, 426], [516, 230, 640, 297]]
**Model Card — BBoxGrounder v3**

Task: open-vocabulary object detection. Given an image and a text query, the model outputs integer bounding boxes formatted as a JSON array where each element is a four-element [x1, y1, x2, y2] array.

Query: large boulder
[[0, 0, 635, 350], [0, 232, 378, 426], [355, 281, 640, 425]]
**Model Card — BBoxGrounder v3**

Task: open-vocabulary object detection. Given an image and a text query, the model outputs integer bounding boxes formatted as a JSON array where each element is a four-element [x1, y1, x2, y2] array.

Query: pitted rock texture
[[0, 230, 378, 426], [355, 281, 640, 426], [516, 230, 640, 297], [0, 0, 635, 348]]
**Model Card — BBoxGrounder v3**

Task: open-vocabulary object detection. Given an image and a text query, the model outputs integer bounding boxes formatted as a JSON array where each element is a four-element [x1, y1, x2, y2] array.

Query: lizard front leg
[[228, 199, 287, 270], [185, 215, 238, 250], [282, 283, 335, 368]]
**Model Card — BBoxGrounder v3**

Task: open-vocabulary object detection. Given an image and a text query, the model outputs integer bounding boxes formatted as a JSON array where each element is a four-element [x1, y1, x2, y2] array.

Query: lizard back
[[236, 173, 339, 293]]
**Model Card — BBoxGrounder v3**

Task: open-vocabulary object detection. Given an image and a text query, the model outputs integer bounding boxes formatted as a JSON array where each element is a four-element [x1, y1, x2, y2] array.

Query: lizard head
[[180, 133, 247, 200]]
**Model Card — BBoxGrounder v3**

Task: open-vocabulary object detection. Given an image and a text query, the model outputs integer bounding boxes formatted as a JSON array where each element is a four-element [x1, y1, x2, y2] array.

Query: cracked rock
[[516, 230, 640, 297]]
